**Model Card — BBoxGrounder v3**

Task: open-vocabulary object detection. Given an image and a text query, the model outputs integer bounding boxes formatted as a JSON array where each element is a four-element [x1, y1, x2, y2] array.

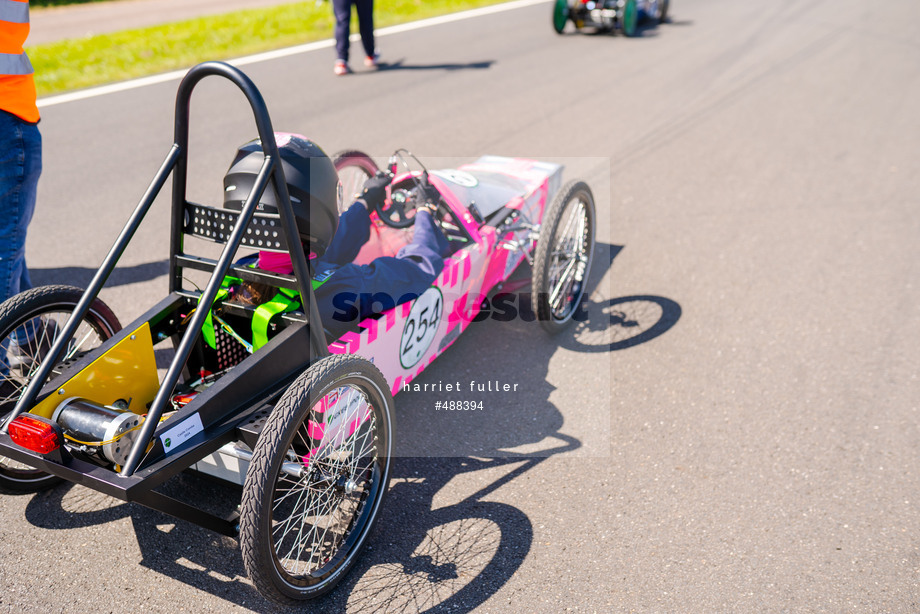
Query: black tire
[[240, 354, 395, 604], [332, 150, 379, 216], [0, 285, 121, 493], [532, 180, 596, 334], [621, 0, 638, 37], [552, 0, 569, 34]]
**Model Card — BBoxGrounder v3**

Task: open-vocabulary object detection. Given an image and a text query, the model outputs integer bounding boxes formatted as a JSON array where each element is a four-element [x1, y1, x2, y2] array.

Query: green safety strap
[[202, 269, 336, 352], [250, 275, 334, 351], [200, 275, 241, 349], [251, 287, 299, 351]]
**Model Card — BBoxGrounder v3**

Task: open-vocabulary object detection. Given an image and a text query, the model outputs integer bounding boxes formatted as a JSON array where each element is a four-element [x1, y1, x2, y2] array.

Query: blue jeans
[[0, 110, 41, 304], [0, 111, 42, 376]]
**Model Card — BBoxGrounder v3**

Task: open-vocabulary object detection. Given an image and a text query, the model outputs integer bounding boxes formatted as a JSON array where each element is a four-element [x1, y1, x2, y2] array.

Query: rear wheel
[[532, 181, 596, 334], [621, 0, 638, 36], [0, 285, 121, 493], [240, 354, 394, 604], [332, 150, 379, 216], [552, 0, 569, 33]]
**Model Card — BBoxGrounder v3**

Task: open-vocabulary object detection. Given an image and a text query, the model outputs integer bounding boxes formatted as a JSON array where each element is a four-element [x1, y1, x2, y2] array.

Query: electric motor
[[52, 398, 144, 466]]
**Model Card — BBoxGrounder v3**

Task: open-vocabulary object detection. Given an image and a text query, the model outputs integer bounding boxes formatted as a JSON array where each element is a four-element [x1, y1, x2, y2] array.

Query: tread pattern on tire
[[532, 180, 596, 334], [240, 353, 394, 605]]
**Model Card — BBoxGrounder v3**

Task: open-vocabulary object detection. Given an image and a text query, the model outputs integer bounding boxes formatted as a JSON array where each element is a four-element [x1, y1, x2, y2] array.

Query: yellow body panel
[[30, 323, 161, 418]]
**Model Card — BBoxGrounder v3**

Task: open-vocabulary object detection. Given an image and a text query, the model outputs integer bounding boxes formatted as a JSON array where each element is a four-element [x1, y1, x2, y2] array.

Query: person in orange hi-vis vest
[[0, 0, 43, 390]]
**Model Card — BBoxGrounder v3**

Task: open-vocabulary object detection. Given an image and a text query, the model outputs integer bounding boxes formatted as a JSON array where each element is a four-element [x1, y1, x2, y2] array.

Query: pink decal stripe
[[401, 302, 412, 318], [340, 331, 361, 353], [392, 376, 403, 397], [385, 309, 397, 332], [462, 257, 472, 281], [362, 317, 379, 344]]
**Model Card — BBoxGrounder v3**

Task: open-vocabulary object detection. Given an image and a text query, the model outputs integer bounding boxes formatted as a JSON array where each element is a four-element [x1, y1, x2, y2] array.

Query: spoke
[[549, 257, 578, 309], [556, 198, 582, 249], [270, 381, 382, 578], [283, 488, 332, 572], [67, 326, 96, 358], [547, 199, 588, 315]]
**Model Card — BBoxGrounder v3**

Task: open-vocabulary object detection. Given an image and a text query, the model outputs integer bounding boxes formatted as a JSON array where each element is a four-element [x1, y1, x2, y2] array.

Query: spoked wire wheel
[[332, 150, 380, 216], [0, 285, 121, 493], [241, 354, 395, 604], [533, 180, 596, 334]]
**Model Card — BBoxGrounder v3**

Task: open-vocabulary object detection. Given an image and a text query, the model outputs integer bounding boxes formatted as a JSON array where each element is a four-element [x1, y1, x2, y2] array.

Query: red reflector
[[8, 415, 62, 455]]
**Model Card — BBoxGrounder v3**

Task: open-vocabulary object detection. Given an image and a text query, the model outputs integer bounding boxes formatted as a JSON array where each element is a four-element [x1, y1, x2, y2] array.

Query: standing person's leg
[[355, 0, 378, 65], [332, 0, 354, 74], [0, 112, 42, 379], [0, 112, 40, 303]]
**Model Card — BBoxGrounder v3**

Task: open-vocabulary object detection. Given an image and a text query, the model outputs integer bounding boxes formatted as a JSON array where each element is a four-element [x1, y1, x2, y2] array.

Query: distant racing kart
[[553, 0, 669, 36], [0, 62, 596, 604]]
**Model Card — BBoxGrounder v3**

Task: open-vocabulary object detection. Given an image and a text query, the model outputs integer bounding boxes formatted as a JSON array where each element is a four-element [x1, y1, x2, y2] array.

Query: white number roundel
[[400, 287, 443, 369]]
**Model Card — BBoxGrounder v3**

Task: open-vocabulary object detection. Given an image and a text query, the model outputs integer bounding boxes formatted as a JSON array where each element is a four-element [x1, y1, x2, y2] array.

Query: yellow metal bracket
[[30, 323, 160, 418]]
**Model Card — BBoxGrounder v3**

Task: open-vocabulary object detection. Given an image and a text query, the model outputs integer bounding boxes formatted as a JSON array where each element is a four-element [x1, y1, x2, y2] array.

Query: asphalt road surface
[[3, 0, 920, 611]]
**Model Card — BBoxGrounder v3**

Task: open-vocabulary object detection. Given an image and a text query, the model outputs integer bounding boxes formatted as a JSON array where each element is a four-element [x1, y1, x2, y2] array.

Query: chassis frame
[[0, 62, 328, 536]]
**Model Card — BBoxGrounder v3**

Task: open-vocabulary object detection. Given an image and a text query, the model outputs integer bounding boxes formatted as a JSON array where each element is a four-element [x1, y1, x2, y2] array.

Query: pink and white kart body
[[328, 156, 563, 397]]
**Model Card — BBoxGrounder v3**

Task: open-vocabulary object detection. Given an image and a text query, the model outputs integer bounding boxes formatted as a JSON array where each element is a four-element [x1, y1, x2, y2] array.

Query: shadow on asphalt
[[564, 293, 682, 352], [18, 241, 680, 611], [561, 14, 691, 38], [31, 260, 168, 288], [376, 59, 494, 72]]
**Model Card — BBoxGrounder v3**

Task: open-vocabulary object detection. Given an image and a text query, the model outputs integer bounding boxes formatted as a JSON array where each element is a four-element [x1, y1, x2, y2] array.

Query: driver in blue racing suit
[[308, 174, 450, 338], [249, 173, 450, 340]]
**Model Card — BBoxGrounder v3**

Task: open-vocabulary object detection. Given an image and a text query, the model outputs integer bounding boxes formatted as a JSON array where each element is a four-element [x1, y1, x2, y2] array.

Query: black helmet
[[223, 133, 341, 255]]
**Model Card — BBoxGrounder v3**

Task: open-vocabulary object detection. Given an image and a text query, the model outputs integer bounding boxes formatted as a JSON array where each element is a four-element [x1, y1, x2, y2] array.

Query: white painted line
[[37, 0, 550, 108]]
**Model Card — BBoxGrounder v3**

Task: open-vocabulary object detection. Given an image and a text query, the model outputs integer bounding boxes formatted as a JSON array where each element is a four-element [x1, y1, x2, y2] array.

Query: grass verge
[[28, 0, 512, 96], [33, 0, 112, 6]]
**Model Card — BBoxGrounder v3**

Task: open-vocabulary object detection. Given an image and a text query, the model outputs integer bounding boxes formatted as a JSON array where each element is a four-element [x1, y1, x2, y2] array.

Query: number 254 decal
[[400, 287, 443, 369]]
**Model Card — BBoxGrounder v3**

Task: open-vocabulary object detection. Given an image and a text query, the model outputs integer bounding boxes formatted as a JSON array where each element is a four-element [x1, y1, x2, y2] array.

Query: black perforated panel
[[214, 323, 249, 370], [184, 204, 288, 251]]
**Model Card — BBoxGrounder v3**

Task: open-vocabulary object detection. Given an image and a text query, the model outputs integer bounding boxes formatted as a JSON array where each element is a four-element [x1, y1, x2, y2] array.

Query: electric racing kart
[[0, 62, 596, 605], [553, 0, 669, 36]]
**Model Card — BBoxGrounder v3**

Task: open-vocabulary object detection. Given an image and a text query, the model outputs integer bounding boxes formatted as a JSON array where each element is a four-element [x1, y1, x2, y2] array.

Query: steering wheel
[[375, 184, 418, 228], [374, 149, 441, 229]]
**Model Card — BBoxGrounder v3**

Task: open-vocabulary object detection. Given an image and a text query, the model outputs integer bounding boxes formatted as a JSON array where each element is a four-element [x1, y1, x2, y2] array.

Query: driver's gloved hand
[[357, 173, 392, 210]]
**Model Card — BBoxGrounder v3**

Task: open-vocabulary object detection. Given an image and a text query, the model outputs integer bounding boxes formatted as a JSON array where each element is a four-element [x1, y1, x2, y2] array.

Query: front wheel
[[0, 285, 121, 493], [532, 180, 596, 334], [332, 150, 379, 216], [240, 354, 395, 604]]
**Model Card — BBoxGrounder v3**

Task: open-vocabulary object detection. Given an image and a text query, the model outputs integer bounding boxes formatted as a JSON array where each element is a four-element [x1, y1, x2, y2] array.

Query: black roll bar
[[1, 62, 330, 478]]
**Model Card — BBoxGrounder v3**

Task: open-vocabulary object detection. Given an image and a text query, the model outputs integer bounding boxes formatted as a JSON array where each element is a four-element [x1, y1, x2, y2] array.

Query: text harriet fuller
[[402, 380, 520, 392]]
